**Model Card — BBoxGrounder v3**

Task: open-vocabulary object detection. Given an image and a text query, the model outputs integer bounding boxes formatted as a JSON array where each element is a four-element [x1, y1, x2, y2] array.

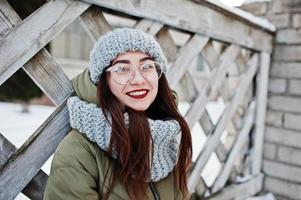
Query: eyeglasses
[[106, 61, 163, 85]]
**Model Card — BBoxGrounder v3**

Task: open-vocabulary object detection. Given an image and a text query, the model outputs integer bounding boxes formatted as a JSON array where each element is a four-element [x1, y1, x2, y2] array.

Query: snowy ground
[[0, 100, 224, 199]]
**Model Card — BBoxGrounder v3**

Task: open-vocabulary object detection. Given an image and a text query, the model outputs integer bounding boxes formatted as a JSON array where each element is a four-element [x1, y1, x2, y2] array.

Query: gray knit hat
[[89, 27, 167, 84]]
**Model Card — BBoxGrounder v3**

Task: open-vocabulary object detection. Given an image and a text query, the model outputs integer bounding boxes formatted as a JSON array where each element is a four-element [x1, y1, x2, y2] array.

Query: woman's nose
[[129, 68, 146, 85]]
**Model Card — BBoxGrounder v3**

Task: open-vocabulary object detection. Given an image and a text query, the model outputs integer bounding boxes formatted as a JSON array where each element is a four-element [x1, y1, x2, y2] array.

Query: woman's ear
[[171, 90, 179, 106]]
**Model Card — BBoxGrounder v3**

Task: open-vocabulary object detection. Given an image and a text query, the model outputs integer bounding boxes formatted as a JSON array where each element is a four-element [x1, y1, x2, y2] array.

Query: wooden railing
[[0, 0, 275, 199]]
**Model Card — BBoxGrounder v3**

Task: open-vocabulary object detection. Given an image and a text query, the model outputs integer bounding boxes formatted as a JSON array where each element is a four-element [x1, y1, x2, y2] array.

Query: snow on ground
[[0, 99, 224, 199]]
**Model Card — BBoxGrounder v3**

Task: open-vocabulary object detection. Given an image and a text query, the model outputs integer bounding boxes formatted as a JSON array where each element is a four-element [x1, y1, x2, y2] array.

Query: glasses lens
[[140, 62, 163, 79], [110, 65, 133, 85], [155, 62, 163, 78], [109, 62, 164, 85]]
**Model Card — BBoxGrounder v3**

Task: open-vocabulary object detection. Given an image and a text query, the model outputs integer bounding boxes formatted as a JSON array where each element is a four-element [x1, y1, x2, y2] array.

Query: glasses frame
[[106, 61, 164, 85]]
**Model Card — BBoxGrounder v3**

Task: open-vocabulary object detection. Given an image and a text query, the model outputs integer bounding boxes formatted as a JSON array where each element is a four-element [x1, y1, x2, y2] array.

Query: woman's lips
[[126, 89, 149, 99]]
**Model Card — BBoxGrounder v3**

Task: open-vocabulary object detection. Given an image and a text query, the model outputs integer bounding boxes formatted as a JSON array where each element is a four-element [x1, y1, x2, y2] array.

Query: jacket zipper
[[149, 182, 161, 200]]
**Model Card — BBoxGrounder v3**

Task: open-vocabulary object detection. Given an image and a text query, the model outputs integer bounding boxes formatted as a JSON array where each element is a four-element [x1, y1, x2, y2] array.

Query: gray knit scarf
[[67, 96, 181, 182]]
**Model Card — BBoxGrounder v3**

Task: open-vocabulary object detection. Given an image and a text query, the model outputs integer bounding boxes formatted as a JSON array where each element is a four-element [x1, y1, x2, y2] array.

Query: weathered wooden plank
[[22, 170, 48, 200], [188, 54, 259, 191], [0, 0, 90, 86], [211, 101, 256, 193], [201, 41, 222, 70], [183, 45, 241, 163], [208, 46, 241, 100], [167, 34, 209, 88], [144, 22, 163, 36], [0, 1, 20, 38], [135, 19, 163, 36], [156, 26, 178, 62], [178, 71, 208, 130], [0, 101, 71, 200], [179, 72, 199, 103], [178, 72, 227, 162], [82, 0, 274, 52], [218, 78, 232, 102], [219, 58, 243, 101], [206, 174, 263, 200], [229, 113, 241, 133], [243, 84, 254, 112], [199, 110, 214, 135], [135, 18, 153, 31], [251, 52, 271, 175], [23, 49, 73, 105], [0, 134, 48, 200], [184, 87, 209, 128], [79, 5, 112, 42], [0, 0, 74, 105], [235, 53, 248, 75], [246, 193, 276, 200], [198, 112, 228, 162], [0, 133, 16, 168], [214, 142, 227, 162], [195, 177, 207, 197], [184, 45, 241, 128]]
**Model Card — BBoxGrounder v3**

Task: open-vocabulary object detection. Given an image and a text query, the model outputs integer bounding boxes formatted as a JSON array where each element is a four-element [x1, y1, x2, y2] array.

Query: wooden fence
[[0, 0, 275, 199]]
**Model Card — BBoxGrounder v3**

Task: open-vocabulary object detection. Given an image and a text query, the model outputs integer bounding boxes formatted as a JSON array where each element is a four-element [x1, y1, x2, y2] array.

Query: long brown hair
[[97, 72, 192, 199]]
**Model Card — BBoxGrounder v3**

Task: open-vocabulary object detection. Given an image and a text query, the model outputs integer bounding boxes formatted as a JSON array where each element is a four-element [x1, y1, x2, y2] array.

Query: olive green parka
[[43, 69, 184, 200]]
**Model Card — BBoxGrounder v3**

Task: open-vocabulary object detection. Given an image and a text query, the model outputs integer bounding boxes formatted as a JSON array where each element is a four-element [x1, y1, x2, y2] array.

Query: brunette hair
[[97, 72, 192, 199]]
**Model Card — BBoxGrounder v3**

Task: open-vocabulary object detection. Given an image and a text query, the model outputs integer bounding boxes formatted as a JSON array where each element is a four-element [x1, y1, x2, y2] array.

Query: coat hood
[[71, 68, 98, 105]]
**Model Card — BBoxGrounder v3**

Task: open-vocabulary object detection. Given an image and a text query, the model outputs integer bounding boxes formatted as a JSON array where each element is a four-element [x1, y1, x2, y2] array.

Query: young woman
[[44, 28, 192, 200]]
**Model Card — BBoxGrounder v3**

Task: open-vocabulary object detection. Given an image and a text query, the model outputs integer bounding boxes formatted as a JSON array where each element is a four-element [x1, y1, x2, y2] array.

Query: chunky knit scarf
[[67, 96, 181, 182]]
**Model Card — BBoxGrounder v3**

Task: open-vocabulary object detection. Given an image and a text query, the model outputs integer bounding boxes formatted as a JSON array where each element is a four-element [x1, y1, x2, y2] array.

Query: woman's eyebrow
[[111, 59, 130, 66], [140, 56, 154, 62], [112, 56, 153, 66]]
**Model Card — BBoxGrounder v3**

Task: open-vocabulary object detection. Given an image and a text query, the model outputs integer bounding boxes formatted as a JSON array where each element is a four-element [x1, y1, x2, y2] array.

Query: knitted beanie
[[89, 27, 167, 84]]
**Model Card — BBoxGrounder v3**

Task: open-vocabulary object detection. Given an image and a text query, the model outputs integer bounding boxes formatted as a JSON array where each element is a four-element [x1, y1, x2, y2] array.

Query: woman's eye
[[113, 66, 130, 73], [141, 63, 155, 70]]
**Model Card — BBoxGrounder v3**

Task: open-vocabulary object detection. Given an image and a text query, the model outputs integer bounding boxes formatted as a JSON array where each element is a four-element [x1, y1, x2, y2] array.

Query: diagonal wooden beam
[[184, 45, 241, 129], [0, 0, 74, 104], [0, 100, 71, 200], [23, 49, 74, 105], [195, 177, 208, 198], [79, 5, 112, 42], [188, 53, 259, 191], [156, 26, 178, 62], [135, 18, 153, 31], [135, 18, 163, 36], [211, 101, 256, 193], [0, 134, 16, 168], [0, 2, 20, 37], [178, 71, 227, 162], [206, 174, 263, 200], [0, 0, 90, 86], [179, 71, 199, 103], [235, 53, 248, 75], [201, 40, 223, 70], [0, 134, 48, 200], [167, 34, 209, 88]]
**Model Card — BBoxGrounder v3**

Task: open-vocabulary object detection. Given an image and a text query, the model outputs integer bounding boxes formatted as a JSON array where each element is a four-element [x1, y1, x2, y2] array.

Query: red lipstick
[[126, 89, 148, 99]]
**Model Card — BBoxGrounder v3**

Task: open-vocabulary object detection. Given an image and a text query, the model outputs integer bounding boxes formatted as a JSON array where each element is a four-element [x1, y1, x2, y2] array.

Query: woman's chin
[[125, 103, 150, 112]]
